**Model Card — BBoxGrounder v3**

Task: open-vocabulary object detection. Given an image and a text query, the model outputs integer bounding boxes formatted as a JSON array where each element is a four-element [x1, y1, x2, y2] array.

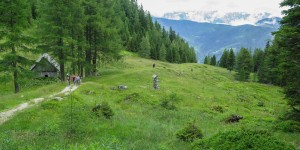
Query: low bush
[[257, 101, 265, 107], [211, 105, 225, 113], [176, 121, 203, 142], [193, 129, 296, 150], [160, 93, 181, 110], [92, 101, 114, 119], [275, 120, 300, 133]]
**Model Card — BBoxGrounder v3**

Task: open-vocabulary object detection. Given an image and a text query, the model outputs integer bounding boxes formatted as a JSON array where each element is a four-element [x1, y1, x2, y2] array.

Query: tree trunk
[[92, 50, 97, 76], [85, 25, 92, 77], [92, 32, 97, 76], [85, 49, 91, 77], [59, 38, 65, 81], [12, 47, 20, 93], [71, 30, 76, 75]]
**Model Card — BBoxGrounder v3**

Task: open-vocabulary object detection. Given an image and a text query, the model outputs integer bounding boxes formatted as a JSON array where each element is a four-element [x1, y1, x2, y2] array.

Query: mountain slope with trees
[[154, 17, 278, 62], [208, 0, 300, 119], [0, 0, 196, 93]]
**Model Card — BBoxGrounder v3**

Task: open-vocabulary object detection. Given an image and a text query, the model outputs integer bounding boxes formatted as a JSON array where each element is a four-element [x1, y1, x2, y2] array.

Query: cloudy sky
[[137, 0, 285, 17]]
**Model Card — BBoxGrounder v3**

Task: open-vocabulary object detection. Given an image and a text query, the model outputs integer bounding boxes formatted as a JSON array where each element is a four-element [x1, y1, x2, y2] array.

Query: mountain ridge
[[154, 17, 278, 62], [162, 11, 281, 26]]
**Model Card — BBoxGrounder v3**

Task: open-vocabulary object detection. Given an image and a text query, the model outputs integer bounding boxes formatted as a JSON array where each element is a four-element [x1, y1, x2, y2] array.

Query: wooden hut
[[30, 53, 60, 78]]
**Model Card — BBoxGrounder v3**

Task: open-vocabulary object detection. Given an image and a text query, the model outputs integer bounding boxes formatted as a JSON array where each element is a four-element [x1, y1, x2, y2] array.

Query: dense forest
[[204, 0, 300, 118], [0, 0, 197, 93]]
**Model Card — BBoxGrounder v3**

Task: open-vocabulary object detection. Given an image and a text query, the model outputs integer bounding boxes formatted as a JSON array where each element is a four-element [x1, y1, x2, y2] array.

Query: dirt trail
[[0, 85, 78, 125]]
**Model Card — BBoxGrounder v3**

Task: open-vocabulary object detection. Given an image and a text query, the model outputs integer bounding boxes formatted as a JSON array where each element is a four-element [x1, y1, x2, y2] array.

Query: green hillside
[[0, 55, 299, 149]]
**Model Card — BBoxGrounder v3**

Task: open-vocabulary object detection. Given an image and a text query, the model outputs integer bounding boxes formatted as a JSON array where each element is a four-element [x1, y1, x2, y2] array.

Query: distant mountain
[[255, 17, 281, 28], [162, 11, 280, 26], [154, 17, 279, 63]]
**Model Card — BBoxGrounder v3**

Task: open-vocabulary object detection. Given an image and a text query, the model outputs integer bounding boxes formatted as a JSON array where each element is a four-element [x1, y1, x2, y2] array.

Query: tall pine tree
[[236, 48, 253, 81], [227, 49, 235, 71], [210, 55, 217, 66], [219, 49, 229, 68], [0, 0, 32, 93], [274, 0, 300, 114], [38, 0, 79, 81], [253, 48, 264, 73], [204, 56, 210, 64], [138, 34, 151, 58]]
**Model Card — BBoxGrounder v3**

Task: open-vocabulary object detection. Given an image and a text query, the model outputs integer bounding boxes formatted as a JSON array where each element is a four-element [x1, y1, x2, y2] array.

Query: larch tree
[[38, 0, 79, 81], [0, 0, 32, 93]]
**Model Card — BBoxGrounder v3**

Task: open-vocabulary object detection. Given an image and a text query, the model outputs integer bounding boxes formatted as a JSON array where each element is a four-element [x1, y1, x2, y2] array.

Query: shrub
[[193, 129, 296, 150], [176, 122, 203, 142], [160, 93, 181, 110], [92, 102, 114, 119], [257, 101, 265, 107], [211, 105, 225, 113], [275, 120, 300, 133]]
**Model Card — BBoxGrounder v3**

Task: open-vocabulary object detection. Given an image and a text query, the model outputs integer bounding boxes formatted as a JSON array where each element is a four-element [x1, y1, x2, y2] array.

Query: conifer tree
[[210, 55, 217, 66], [68, 0, 86, 76], [236, 48, 253, 81], [0, 0, 32, 93], [159, 44, 167, 61], [262, 43, 282, 85], [227, 49, 235, 71], [138, 34, 151, 58], [253, 48, 264, 73], [204, 56, 210, 64], [219, 49, 229, 68], [38, 0, 78, 81], [274, 0, 300, 113]]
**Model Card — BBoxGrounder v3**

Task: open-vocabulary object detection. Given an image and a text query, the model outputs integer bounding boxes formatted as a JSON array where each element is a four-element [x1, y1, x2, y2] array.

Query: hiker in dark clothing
[[153, 63, 155, 68]]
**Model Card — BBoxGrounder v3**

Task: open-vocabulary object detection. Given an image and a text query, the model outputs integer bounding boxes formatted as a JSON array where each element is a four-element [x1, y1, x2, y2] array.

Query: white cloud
[[137, 0, 285, 17]]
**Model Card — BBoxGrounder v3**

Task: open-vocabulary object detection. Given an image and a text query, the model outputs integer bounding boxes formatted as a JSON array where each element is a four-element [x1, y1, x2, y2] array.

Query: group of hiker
[[65, 63, 157, 87], [66, 74, 81, 86]]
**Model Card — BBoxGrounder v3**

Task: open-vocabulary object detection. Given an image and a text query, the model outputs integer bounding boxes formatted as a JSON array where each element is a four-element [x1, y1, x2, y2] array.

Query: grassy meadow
[[0, 54, 299, 149]]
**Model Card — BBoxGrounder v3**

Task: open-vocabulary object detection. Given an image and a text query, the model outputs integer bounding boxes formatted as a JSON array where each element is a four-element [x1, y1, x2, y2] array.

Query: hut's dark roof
[[30, 53, 60, 71]]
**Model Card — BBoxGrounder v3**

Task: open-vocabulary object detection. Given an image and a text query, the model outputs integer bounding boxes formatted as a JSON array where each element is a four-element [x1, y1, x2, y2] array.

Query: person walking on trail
[[66, 73, 71, 86], [153, 63, 155, 68], [74, 75, 81, 86]]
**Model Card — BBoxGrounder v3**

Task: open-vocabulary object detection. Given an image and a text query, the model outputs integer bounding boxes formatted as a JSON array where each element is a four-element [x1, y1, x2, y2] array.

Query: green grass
[[0, 56, 299, 149], [0, 81, 66, 112]]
